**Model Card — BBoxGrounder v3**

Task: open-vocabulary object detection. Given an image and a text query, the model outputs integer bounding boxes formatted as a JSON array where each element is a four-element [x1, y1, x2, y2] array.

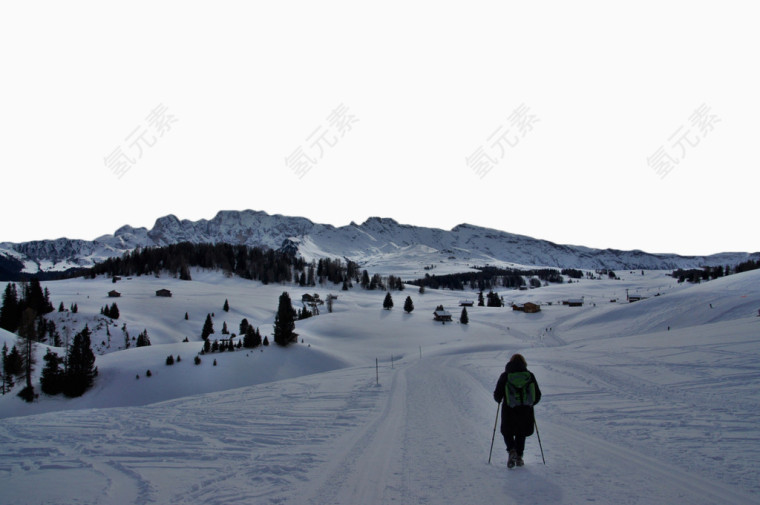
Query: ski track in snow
[[1, 351, 758, 505]]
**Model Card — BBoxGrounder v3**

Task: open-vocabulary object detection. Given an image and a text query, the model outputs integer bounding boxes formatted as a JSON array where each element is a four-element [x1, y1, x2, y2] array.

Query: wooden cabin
[[512, 302, 541, 313], [108, 290, 121, 298], [156, 289, 172, 297], [522, 302, 541, 313]]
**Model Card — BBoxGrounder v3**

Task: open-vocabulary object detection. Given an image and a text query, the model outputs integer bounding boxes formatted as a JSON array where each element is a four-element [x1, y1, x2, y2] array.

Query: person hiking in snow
[[493, 353, 541, 468]]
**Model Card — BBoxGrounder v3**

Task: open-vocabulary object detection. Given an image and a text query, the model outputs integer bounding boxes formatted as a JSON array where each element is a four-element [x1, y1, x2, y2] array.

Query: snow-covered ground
[[1, 269, 759, 504]]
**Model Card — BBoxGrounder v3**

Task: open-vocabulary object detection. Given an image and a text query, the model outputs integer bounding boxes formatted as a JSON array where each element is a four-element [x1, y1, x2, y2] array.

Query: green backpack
[[506, 371, 536, 408]]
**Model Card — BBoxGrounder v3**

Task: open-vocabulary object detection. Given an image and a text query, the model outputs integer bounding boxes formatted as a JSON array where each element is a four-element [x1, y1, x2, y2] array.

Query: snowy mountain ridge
[[1, 209, 757, 278]]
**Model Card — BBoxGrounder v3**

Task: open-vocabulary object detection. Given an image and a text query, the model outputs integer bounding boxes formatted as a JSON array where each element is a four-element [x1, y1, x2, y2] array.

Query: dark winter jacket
[[493, 360, 541, 437]]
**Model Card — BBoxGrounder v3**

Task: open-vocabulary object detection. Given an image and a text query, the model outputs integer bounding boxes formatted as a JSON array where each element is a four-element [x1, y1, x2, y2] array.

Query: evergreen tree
[[58, 301, 65, 312], [478, 291, 485, 306], [17, 308, 37, 402], [63, 325, 97, 397], [185, 312, 189, 320], [52, 328, 62, 347], [35, 317, 49, 343], [223, 299, 230, 312], [2, 343, 15, 393], [383, 292, 394, 310], [202, 314, 215, 340], [369, 274, 382, 290], [263, 336, 270, 346], [0, 283, 20, 332], [418, 283, 425, 295], [109, 303, 120, 319], [221, 321, 229, 335], [460, 307, 469, 324], [273, 292, 297, 346], [166, 355, 175, 365], [40, 349, 64, 395], [179, 263, 192, 281], [5, 345, 23, 377], [403, 296, 414, 313], [239, 318, 250, 336]]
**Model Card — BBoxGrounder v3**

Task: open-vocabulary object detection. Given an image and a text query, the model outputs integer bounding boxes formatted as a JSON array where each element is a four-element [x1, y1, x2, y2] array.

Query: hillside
[[1, 269, 759, 504]]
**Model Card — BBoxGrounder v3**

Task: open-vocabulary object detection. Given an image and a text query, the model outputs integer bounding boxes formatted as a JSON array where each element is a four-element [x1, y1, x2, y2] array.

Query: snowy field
[[1, 268, 759, 504]]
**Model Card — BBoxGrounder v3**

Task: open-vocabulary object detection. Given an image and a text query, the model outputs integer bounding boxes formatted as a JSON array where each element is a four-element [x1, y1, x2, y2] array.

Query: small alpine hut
[[511, 302, 541, 313], [156, 289, 172, 297], [433, 308, 452, 322], [522, 302, 541, 313], [563, 298, 584, 307], [108, 290, 121, 298]]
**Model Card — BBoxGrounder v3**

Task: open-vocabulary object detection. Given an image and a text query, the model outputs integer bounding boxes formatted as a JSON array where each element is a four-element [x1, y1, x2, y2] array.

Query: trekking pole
[[534, 419, 546, 465], [488, 401, 500, 464]]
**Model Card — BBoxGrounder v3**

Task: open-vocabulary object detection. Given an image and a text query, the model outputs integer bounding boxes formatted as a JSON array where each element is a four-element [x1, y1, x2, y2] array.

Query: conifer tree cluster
[[297, 306, 312, 320], [202, 336, 245, 354], [238, 318, 263, 348], [486, 291, 503, 307], [672, 259, 760, 283], [386, 275, 405, 291], [408, 266, 566, 291], [0, 280, 56, 401], [100, 303, 120, 319], [243, 325, 263, 348], [87, 242, 363, 287], [0, 279, 54, 334], [39, 325, 98, 398], [136, 329, 151, 347]]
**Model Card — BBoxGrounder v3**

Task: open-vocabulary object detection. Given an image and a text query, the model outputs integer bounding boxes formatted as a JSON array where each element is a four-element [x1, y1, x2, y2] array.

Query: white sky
[[1, 2, 757, 256]]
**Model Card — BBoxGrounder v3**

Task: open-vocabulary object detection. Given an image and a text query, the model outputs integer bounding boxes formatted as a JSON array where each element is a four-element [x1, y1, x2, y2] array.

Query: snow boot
[[507, 449, 517, 469], [515, 454, 524, 467]]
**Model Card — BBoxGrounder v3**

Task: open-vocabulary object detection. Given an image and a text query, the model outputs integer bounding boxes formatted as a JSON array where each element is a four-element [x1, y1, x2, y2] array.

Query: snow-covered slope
[[2, 210, 757, 278], [1, 269, 759, 504]]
